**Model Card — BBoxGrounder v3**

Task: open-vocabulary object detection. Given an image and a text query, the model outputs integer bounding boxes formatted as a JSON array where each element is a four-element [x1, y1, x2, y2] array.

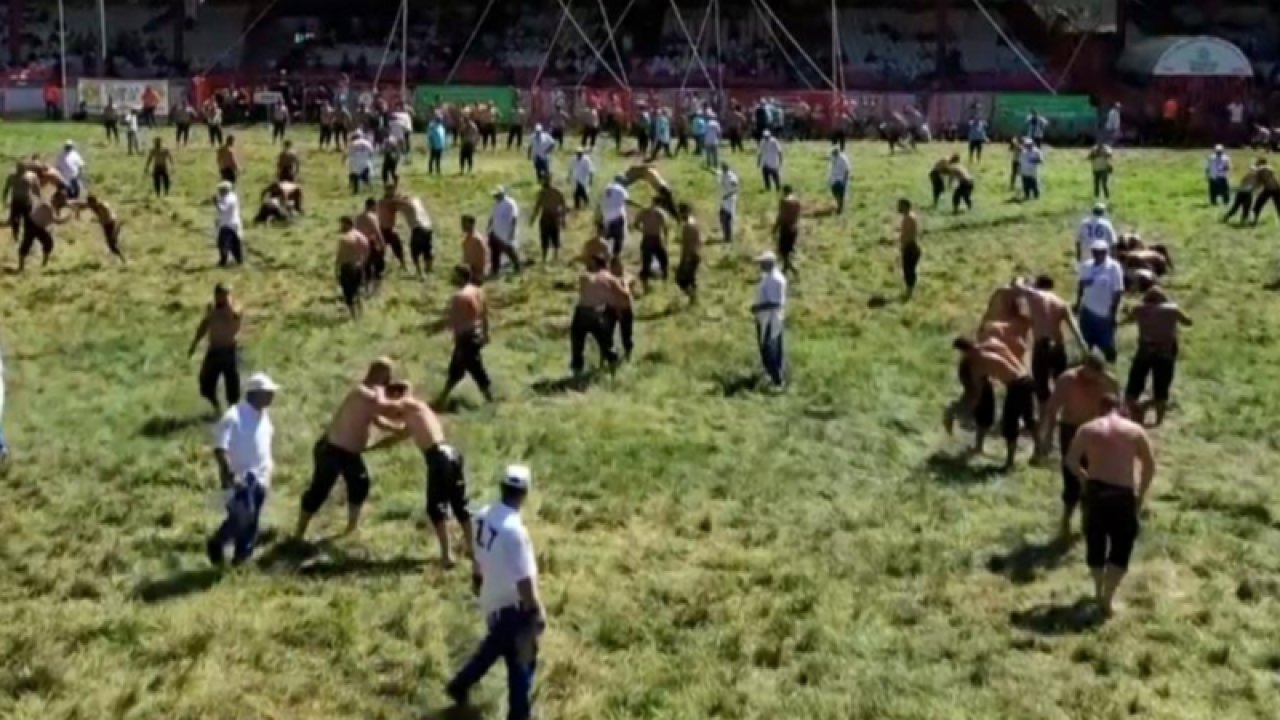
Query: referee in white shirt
[[751, 252, 788, 387], [828, 145, 851, 215], [214, 181, 243, 267], [206, 372, 278, 565], [1206, 145, 1232, 206], [446, 464, 543, 720]]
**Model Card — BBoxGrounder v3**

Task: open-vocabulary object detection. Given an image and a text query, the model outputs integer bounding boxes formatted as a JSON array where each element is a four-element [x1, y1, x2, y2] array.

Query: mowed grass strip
[[1, 122, 1279, 720]]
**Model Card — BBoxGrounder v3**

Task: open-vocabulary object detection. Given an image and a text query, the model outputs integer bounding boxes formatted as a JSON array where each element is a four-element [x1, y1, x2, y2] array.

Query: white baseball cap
[[501, 464, 532, 490], [1092, 202, 1107, 215], [216, 181, 233, 192], [1090, 239, 1109, 252], [1214, 144, 1224, 152], [757, 250, 777, 264], [246, 372, 280, 393], [493, 185, 506, 197]]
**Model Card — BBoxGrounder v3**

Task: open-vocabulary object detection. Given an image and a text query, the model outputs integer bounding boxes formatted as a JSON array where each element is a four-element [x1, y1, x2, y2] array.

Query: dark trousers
[[176, 123, 191, 145], [1252, 189, 1280, 221], [104, 120, 119, 142], [573, 183, 589, 210], [271, 121, 286, 142], [447, 607, 540, 720], [18, 223, 53, 268], [217, 227, 243, 266], [199, 345, 241, 407], [762, 166, 780, 191], [381, 228, 406, 269], [488, 233, 520, 275], [831, 181, 847, 214], [607, 308, 634, 358], [448, 332, 492, 391], [901, 243, 921, 291], [929, 170, 945, 206], [1208, 176, 1229, 205], [319, 124, 333, 148], [208, 125, 224, 146], [152, 168, 171, 196], [1093, 170, 1111, 199], [719, 209, 734, 245], [756, 319, 786, 386], [429, 148, 443, 175], [1022, 175, 1040, 200], [570, 306, 616, 374], [507, 125, 522, 149], [381, 157, 399, 186], [1224, 190, 1253, 222], [952, 180, 974, 212], [208, 474, 266, 563], [460, 142, 476, 173]]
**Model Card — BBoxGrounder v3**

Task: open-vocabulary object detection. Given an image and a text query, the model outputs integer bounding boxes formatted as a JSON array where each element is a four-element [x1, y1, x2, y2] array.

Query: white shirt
[[489, 196, 519, 244], [391, 111, 413, 133], [213, 401, 275, 486], [1228, 102, 1244, 124], [215, 192, 242, 233], [473, 502, 538, 615], [720, 169, 739, 214], [754, 268, 788, 338], [703, 119, 722, 145], [532, 131, 556, 160], [1105, 107, 1121, 131], [570, 154, 594, 186], [1077, 258, 1125, 317], [1018, 147, 1043, 177], [125, 114, 139, 133], [601, 182, 629, 223], [1206, 152, 1231, 179], [1076, 216, 1116, 257], [348, 138, 375, 173], [828, 152, 851, 184], [57, 149, 84, 180], [759, 137, 782, 169]]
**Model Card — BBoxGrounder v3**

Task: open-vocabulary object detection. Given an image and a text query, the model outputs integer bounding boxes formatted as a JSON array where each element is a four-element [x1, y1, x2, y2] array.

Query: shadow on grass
[[987, 536, 1071, 585], [712, 370, 764, 397], [920, 450, 1004, 484], [635, 304, 685, 322], [530, 370, 604, 396], [1010, 596, 1105, 636], [133, 568, 223, 603], [420, 704, 487, 720], [1263, 278, 1280, 292], [256, 538, 422, 578], [139, 413, 212, 438]]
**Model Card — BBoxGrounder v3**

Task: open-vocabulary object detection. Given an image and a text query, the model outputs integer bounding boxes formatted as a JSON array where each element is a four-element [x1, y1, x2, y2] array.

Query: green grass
[[2, 121, 1280, 720]]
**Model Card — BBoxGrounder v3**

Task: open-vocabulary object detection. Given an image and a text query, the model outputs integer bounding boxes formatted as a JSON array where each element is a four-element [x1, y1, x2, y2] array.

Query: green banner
[[413, 85, 518, 118], [992, 93, 1096, 140]]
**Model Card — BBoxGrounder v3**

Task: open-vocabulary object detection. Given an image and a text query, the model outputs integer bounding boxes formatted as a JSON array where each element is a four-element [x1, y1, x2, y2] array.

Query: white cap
[[534, 123, 543, 133], [216, 181, 232, 192], [245, 372, 280, 393], [1092, 202, 1107, 215], [493, 185, 506, 197], [762, 130, 772, 138], [1090, 239, 1109, 252], [1214, 144, 1224, 152], [501, 464, 532, 490], [757, 250, 777, 264], [64, 140, 75, 148]]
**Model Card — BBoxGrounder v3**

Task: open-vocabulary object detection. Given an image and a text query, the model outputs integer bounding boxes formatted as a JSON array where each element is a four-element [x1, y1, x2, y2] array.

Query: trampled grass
[[1, 121, 1279, 720]]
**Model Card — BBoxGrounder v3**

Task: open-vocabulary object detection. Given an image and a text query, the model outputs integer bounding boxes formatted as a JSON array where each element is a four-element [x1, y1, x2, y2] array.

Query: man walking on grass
[[446, 465, 544, 720], [1064, 394, 1156, 617], [206, 373, 278, 566], [752, 252, 788, 387]]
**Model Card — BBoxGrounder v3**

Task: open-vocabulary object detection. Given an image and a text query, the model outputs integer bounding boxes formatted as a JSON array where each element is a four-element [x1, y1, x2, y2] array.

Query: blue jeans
[[704, 143, 719, 169], [533, 156, 549, 182], [831, 181, 847, 213], [1079, 308, 1117, 363], [209, 474, 266, 563], [448, 607, 541, 720], [757, 321, 786, 386], [719, 209, 734, 245]]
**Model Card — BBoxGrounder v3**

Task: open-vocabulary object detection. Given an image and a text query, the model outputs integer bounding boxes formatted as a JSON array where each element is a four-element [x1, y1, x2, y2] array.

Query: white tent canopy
[[1118, 35, 1253, 78]]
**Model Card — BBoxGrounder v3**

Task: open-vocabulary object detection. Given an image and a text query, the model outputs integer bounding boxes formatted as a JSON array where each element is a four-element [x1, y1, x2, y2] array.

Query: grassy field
[[1, 120, 1279, 720]]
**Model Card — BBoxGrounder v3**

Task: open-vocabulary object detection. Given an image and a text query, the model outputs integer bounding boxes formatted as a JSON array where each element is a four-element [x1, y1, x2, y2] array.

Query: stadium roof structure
[[1117, 35, 1254, 78]]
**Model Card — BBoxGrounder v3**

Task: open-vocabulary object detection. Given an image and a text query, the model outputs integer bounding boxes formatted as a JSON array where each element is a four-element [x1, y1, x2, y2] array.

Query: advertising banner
[[77, 78, 170, 115], [413, 85, 518, 118], [993, 93, 1095, 139]]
